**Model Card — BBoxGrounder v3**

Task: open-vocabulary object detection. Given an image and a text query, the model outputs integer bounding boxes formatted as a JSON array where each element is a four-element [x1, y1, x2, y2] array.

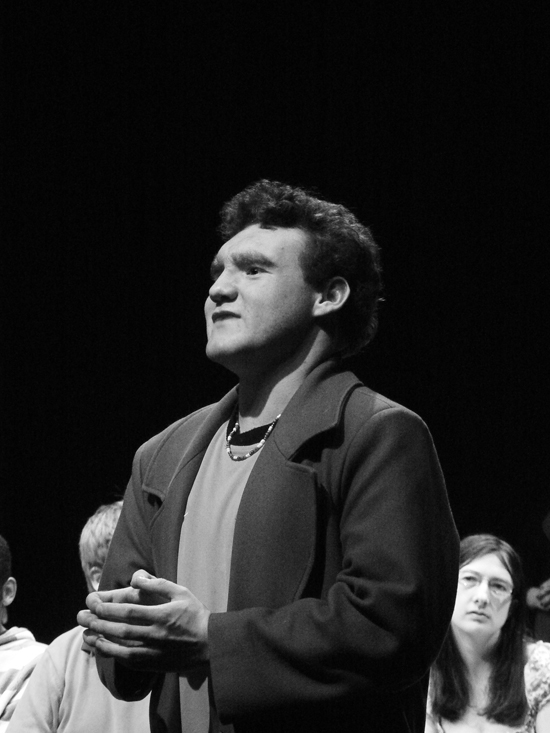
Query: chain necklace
[[225, 412, 281, 462]]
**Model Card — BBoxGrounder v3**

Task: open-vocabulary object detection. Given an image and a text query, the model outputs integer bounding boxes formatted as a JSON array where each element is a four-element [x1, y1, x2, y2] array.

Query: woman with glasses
[[426, 534, 550, 732]]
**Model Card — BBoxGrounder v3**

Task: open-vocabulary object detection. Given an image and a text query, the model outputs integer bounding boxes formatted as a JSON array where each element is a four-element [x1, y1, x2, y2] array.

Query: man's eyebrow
[[209, 251, 276, 278], [232, 251, 276, 269]]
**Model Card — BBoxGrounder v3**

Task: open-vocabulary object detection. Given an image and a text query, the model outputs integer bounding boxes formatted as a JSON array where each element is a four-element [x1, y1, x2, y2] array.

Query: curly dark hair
[[0, 535, 12, 588], [430, 534, 528, 727], [218, 180, 383, 358]]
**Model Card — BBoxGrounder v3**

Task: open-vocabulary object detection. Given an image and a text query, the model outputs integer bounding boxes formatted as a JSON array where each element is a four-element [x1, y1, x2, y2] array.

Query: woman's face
[[452, 552, 514, 645]]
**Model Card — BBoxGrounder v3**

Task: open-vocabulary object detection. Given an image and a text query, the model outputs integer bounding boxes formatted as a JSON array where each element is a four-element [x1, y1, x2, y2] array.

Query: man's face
[[204, 225, 319, 376]]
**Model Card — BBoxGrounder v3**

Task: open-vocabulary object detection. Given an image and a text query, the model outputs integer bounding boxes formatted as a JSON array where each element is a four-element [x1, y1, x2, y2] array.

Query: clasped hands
[[77, 571, 211, 675]]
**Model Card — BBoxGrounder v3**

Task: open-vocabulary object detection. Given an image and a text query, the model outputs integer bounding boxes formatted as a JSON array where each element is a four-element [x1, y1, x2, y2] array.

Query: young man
[[7, 503, 150, 732], [79, 180, 459, 733], [0, 535, 46, 731]]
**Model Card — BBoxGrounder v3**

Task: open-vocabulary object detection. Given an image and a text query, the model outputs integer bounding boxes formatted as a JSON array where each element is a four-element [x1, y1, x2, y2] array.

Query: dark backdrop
[[2, 5, 547, 642]]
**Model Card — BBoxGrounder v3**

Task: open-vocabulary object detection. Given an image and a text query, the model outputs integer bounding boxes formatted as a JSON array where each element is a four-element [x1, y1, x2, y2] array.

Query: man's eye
[[247, 267, 262, 275]]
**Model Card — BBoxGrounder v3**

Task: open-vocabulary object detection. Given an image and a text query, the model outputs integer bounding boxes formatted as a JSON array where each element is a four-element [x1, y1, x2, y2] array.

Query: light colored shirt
[[6, 625, 150, 733], [177, 422, 261, 733], [0, 627, 46, 731]]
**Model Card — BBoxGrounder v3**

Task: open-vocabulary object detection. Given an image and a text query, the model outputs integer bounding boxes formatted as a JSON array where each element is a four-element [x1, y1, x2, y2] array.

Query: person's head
[[452, 534, 526, 647], [0, 535, 17, 634], [430, 534, 528, 726], [79, 501, 122, 592], [207, 180, 382, 373]]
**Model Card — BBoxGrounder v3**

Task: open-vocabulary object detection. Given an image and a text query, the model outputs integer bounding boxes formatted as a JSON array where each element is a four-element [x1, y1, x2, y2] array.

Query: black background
[[2, 5, 548, 643]]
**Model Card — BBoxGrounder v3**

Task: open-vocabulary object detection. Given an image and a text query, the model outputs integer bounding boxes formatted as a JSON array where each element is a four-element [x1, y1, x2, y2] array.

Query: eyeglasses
[[458, 572, 514, 601]]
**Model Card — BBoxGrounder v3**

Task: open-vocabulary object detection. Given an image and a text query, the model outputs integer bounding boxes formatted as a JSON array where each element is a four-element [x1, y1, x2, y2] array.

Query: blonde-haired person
[[426, 534, 550, 733], [7, 502, 150, 733], [79, 501, 123, 593]]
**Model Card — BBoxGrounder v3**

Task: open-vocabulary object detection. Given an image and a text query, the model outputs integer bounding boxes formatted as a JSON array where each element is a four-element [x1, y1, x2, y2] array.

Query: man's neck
[[235, 355, 325, 432]]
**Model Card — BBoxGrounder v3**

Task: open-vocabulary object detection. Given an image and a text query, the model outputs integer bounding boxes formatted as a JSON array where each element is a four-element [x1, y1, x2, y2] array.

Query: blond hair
[[79, 501, 122, 583]]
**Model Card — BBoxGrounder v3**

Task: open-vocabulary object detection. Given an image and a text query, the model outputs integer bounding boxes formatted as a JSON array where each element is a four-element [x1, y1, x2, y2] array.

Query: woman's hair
[[430, 534, 528, 726]]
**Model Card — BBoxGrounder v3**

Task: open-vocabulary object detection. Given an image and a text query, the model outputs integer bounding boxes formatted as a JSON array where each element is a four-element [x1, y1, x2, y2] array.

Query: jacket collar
[[271, 359, 362, 459], [189, 360, 362, 463], [145, 361, 361, 502]]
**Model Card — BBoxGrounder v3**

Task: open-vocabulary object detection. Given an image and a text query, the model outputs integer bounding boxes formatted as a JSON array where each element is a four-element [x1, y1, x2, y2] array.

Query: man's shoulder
[[138, 403, 224, 458], [321, 378, 433, 459], [347, 383, 425, 421], [131, 390, 237, 480], [300, 361, 425, 424], [139, 403, 218, 455], [338, 377, 428, 434], [275, 365, 431, 457]]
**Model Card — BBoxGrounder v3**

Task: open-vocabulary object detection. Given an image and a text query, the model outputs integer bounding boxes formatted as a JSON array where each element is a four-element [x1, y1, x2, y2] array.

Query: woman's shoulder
[[525, 640, 550, 670], [524, 640, 550, 718]]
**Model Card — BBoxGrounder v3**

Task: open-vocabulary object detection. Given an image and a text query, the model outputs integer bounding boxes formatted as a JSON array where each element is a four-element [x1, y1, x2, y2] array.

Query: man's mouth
[[212, 311, 238, 323]]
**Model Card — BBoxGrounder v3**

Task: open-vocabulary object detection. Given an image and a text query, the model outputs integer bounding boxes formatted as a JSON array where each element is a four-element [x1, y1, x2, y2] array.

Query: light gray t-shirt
[[177, 422, 262, 733]]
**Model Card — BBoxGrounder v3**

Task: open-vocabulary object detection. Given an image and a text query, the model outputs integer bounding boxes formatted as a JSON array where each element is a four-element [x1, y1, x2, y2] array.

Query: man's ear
[[88, 566, 103, 592], [1, 577, 17, 608], [312, 276, 350, 317]]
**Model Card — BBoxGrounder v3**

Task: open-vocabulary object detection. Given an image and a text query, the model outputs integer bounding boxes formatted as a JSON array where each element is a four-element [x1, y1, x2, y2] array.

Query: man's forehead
[[214, 224, 307, 261]]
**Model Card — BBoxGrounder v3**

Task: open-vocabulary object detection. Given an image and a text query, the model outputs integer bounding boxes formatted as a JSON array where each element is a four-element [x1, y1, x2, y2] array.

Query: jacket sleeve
[[94, 443, 160, 702], [208, 405, 459, 719], [93, 402, 226, 706]]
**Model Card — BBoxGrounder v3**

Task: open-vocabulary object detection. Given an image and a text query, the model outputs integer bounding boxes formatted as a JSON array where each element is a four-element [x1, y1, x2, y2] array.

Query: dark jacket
[[97, 361, 459, 732]]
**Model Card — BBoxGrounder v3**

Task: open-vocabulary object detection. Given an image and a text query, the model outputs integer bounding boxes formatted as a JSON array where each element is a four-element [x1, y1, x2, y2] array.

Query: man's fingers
[[77, 609, 97, 629], [92, 634, 207, 675], [131, 570, 157, 584], [93, 599, 167, 625], [84, 616, 164, 645], [94, 636, 157, 664], [86, 586, 142, 612], [131, 573, 189, 603], [82, 629, 100, 651]]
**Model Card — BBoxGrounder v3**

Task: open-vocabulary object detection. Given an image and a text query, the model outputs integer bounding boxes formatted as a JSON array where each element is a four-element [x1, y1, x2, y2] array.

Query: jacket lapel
[[148, 388, 238, 581]]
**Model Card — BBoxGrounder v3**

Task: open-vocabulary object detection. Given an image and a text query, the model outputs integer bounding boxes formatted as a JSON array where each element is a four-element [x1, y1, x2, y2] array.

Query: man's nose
[[208, 270, 237, 304]]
